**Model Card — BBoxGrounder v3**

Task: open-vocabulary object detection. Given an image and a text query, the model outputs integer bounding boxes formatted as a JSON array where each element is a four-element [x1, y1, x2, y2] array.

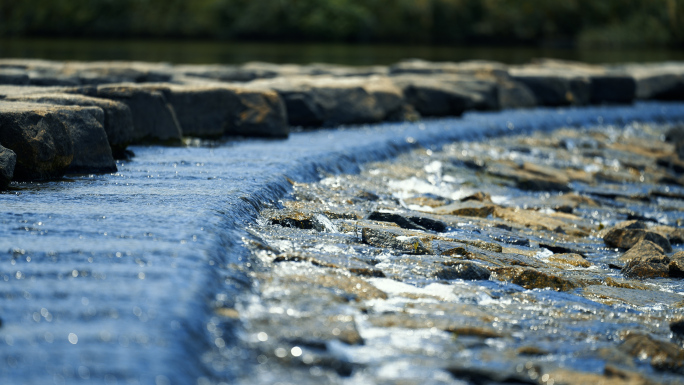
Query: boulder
[[615, 63, 684, 100], [246, 75, 406, 127], [3, 93, 135, 158], [0, 69, 30, 85], [57, 106, 117, 174], [0, 144, 17, 189], [0, 102, 74, 180], [604, 227, 672, 252], [67, 84, 182, 144], [509, 66, 591, 106], [620, 240, 670, 279], [669, 251, 684, 278], [493, 266, 581, 291], [390, 74, 496, 115], [141, 84, 288, 138]]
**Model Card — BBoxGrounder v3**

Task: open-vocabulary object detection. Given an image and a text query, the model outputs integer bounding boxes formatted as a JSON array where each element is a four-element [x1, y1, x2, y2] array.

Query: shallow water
[[1, 102, 684, 384]]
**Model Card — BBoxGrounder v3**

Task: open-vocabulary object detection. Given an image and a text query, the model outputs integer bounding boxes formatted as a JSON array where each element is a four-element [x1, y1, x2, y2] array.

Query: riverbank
[[0, 58, 684, 190]]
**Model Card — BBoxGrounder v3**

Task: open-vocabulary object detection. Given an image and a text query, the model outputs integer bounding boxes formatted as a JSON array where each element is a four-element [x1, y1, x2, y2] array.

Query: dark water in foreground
[[1, 38, 684, 65], [1, 103, 684, 384]]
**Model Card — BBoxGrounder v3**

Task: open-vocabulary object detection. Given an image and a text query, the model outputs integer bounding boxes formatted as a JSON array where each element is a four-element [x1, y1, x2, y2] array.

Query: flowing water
[[1, 102, 684, 384]]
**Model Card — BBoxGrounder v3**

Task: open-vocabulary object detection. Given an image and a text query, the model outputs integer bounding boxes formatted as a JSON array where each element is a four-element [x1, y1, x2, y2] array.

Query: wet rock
[[59, 106, 117, 174], [274, 252, 384, 278], [280, 272, 387, 301], [68, 84, 182, 144], [582, 285, 684, 307], [493, 207, 587, 236], [668, 251, 684, 278], [670, 319, 684, 337], [4, 93, 135, 158], [493, 266, 581, 291], [361, 226, 432, 255], [0, 102, 74, 180], [367, 211, 447, 232], [604, 227, 672, 252], [403, 194, 452, 208], [619, 332, 684, 374], [432, 201, 495, 217], [447, 366, 537, 385], [368, 313, 504, 338], [0, 144, 16, 189], [651, 225, 684, 245], [620, 240, 670, 278], [620, 239, 667, 262], [436, 261, 491, 280], [269, 210, 316, 229], [547, 253, 591, 268], [487, 161, 571, 192], [251, 314, 363, 346], [546, 366, 652, 385], [622, 259, 670, 279]]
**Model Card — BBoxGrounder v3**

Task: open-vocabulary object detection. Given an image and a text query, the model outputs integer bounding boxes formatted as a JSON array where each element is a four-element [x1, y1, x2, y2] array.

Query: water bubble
[[291, 347, 302, 357], [257, 332, 268, 342], [68, 333, 78, 344]]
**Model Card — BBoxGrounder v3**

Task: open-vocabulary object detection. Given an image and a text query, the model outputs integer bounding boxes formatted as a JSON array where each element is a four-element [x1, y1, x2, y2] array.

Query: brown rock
[[652, 225, 684, 245], [620, 240, 670, 278], [361, 226, 432, 255], [0, 144, 16, 189], [282, 273, 387, 301], [434, 261, 491, 280], [433, 201, 496, 217], [604, 228, 672, 252], [547, 253, 591, 268], [620, 240, 667, 262], [493, 266, 581, 291], [620, 332, 684, 374], [669, 251, 684, 278]]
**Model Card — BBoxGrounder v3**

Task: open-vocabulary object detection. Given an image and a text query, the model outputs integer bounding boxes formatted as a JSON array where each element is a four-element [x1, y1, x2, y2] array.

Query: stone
[[582, 285, 684, 307], [547, 253, 591, 268], [622, 259, 670, 279], [509, 66, 592, 106], [669, 251, 684, 278], [0, 144, 16, 189], [246, 75, 405, 127], [432, 201, 495, 217], [0, 69, 30, 85], [616, 63, 684, 100], [493, 266, 581, 291], [250, 314, 363, 346], [651, 225, 684, 245], [619, 332, 684, 374], [390, 74, 493, 116], [620, 240, 667, 262], [280, 272, 387, 301], [367, 211, 447, 232], [49, 106, 116, 174], [436, 261, 491, 280], [146, 84, 288, 138], [361, 226, 432, 255], [604, 228, 672, 252], [0, 102, 74, 180], [620, 240, 670, 279], [68, 84, 182, 144], [4, 93, 135, 158]]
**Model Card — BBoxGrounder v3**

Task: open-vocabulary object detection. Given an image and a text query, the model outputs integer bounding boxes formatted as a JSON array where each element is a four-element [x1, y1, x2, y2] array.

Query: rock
[[546, 367, 652, 385], [251, 313, 363, 346], [604, 227, 672, 252], [0, 144, 16, 189], [669, 251, 684, 278], [582, 285, 684, 307], [651, 225, 684, 245], [670, 319, 684, 337], [432, 201, 496, 217], [665, 125, 684, 144], [620, 240, 670, 279], [145, 84, 288, 138], [509, 66, 591, 106], [367, 211, 447, 232], [0, 69, 30, 85], [57, 106, 117, 174], [616, 63, 684, 100], [493, 266, 581, 291], [390, 74, 494, 116], [4, 93, 135, 158], [619, 332, 684, 374], [531, 59, 637, 104], [436, 261, 491, 280], [68, 84, 182, 144], [246, 75, 405, 127], [547, 253, 591, 268], [361, 226, 432, 255], [280, 272, 387, 301], [0, 102, 74, 180]]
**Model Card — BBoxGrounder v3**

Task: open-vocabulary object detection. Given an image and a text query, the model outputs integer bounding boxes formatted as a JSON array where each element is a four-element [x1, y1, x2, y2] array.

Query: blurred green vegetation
[[0, 0, 682, 47]]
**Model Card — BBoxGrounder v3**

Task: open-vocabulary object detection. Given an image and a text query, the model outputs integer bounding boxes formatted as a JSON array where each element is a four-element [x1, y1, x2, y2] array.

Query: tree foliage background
[[0, 0, 682, 47]]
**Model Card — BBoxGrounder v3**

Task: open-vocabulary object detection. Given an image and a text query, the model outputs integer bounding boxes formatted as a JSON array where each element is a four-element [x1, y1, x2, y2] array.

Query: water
[[1, 38, 684, 65], [1, 102, 684, 384]]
